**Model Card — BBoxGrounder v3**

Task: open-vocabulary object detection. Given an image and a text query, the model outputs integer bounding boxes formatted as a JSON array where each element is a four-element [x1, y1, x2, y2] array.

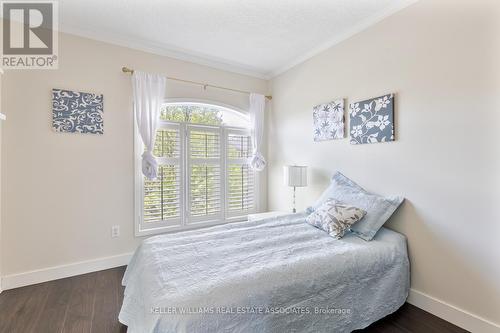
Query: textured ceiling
[[58, 0, 417, 78]]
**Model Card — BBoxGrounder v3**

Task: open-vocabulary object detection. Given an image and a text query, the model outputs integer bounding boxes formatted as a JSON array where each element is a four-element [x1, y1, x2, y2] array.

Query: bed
[[119, 212, 410, 333]]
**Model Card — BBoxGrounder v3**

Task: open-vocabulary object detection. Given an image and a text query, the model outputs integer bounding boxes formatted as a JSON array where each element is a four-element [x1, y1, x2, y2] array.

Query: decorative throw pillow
[[306, 199, 366, 239], [306, 172, 404, 241]]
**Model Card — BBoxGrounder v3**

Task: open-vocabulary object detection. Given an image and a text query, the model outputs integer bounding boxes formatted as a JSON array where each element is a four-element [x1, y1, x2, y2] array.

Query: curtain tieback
[[250, 152, 266, 171], [142, 151, 158, 180]]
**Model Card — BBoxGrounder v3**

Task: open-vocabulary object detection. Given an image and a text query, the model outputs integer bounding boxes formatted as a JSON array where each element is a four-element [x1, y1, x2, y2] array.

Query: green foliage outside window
[[160, 104, 223, 125]]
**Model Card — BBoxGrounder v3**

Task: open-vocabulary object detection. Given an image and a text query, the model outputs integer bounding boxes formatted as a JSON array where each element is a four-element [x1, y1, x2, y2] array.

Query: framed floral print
[[52, 88, 104, 134], [349, 94, 394, 145], [313, 99, 344, 141]]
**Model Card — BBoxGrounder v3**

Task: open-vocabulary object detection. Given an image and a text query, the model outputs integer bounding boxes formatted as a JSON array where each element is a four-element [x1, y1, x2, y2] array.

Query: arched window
[[135, 102, 257, 236]]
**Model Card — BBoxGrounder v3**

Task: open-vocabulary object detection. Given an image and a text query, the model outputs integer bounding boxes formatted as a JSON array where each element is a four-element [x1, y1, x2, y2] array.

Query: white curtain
[[132, 71, 167, 180], [249, 93, 266, 171]]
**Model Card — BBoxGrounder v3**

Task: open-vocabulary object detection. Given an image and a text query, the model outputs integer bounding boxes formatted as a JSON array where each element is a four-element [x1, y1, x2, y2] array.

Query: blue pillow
[[306, 172, 404, 241]]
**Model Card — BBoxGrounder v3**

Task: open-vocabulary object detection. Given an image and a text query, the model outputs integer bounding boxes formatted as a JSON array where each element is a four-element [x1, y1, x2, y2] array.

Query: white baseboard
[[1, 253, 133, 291], [408, 289, 500, 333]]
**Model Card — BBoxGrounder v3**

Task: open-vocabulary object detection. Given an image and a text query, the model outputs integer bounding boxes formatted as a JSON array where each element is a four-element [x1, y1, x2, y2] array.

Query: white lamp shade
[[284, 165, 308, 187]]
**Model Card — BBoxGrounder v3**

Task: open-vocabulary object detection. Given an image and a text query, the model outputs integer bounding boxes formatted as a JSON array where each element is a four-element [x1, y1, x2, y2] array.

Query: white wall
[[268, 0, 500, 328], [1, 32, 268, 277]]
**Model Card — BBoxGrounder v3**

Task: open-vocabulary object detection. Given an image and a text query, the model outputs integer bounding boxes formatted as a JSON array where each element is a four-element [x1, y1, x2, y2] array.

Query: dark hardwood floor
[[0, 267, 127, 333], [0, 266, 468, 333], [356, 303, 469, 333]]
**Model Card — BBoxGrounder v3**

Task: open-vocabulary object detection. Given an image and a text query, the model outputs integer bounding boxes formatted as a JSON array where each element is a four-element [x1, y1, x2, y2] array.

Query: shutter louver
[[190, 164, 221, 217], [227, 133, 252, 158], [189, 130, 220, 159], [228, 164, 254, 212], [188, 128, 222, 218], [143, 165, 181, 222], [226, 132, 255, 214], [153, 129, 181, 158]]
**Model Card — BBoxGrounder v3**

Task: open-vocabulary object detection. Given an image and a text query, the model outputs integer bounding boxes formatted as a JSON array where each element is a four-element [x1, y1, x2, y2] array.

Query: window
[[135, 102, 258, 236]]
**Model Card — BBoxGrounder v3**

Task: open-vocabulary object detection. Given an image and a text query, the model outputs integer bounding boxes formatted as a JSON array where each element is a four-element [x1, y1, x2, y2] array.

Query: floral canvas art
[[312, 99, 344, 141], [52, 89, 104, 134], [349, 94, 394, 144]]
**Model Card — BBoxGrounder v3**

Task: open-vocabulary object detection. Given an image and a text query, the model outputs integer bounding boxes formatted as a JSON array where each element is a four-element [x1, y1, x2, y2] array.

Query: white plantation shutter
[[136, 103, 261, 236], [187, 126, 223, 221], [226, 130, 256, 216], [142, 124, 183, 225]]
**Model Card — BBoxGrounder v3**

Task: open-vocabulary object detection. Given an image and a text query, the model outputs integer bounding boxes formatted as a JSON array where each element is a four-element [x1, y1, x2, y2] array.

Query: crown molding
[[269, 0, 419, 78], [59, 24, 271, 80]]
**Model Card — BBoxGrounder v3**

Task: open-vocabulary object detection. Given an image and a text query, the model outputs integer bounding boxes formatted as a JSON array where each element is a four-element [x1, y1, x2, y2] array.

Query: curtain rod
[[122, 67, 272, 100]]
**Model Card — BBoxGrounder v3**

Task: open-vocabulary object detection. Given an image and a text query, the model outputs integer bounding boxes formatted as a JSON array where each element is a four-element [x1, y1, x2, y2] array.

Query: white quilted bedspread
[[119, 213, 409, 333]]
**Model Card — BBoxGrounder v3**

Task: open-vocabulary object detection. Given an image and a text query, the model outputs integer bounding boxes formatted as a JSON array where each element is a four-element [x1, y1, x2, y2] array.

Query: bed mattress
[[119, 213, 409, 333]]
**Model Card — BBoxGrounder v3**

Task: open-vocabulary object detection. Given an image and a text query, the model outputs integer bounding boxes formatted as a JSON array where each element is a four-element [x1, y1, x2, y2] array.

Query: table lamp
[[283, 165, 308, 213]]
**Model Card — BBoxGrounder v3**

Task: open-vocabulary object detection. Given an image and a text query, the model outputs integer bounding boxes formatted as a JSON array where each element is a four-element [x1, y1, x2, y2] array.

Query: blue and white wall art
[[313, 99, 345, 141], [349, 94, 394, 144], [52, 89, 104, 134]]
